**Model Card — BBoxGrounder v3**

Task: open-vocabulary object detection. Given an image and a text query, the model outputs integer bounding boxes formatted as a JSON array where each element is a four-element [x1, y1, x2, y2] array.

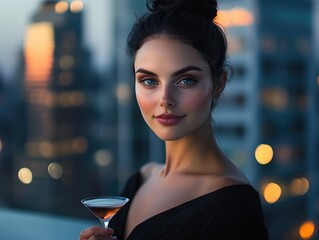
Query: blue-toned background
[[0, 0, 318, 239]]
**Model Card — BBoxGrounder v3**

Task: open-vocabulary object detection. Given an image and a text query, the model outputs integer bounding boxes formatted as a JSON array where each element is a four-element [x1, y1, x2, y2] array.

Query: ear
[[214, 71, 227, 99]]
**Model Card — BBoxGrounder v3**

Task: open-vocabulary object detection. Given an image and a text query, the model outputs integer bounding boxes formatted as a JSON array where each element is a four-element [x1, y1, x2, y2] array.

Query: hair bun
[[147, 0, 218, 21]]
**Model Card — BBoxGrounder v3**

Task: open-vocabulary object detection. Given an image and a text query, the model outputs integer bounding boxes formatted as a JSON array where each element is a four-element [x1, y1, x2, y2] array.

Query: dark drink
[[88, 205, 122, 220], [81, 196, 129, 228]]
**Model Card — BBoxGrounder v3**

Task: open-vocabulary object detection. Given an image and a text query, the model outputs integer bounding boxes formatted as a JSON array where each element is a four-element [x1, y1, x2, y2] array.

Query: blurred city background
[[0, 0, 318, 239]]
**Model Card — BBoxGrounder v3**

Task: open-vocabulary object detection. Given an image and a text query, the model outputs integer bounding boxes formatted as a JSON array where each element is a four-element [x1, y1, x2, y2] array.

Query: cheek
[[183, 89, 213, 113], [136, 91, 155, 116]]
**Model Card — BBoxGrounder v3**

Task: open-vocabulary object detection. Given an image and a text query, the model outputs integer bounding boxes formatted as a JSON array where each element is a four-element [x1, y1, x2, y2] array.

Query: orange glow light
[[24, 22, 54, 82], [291, 178, 309, 196], [255, 144, 273, 165], [263, 182, 282, 204], [55, 1, 68, 14], [216, 8, 254, 28], [299, 221, 315, 239], [70, 0, 83, 13]]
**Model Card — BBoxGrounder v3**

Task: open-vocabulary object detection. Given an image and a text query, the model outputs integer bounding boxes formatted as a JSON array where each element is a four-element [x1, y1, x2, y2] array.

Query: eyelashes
[[138, 77, 158, 86], [137, 76, 197, 88]]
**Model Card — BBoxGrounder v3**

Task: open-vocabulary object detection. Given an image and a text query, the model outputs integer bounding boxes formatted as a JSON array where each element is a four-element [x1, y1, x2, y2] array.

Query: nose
[[159, 85, 176, 108]]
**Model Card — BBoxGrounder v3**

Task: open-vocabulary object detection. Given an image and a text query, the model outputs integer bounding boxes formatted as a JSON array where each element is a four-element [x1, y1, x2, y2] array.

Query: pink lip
[[155, 114, 185, 126]]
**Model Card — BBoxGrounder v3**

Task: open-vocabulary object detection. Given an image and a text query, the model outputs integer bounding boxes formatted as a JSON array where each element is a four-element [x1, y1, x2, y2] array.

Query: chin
[[153, 131, 186, 142]]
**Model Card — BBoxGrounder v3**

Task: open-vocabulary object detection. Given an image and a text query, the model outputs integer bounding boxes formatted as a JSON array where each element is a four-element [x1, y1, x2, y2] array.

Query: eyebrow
[[135, 66, 203, 77]]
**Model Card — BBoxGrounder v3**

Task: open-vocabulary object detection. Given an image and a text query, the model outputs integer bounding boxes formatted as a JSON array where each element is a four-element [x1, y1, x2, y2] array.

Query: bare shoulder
[[203, 162, 251, 192], [220, 164, 251, 186], [140, 162, 164, 181]]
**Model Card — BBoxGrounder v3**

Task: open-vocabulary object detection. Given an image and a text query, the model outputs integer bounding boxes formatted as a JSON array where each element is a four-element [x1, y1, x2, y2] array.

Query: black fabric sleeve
[[198, 186, 269, 240], [109, 171, 142, 240], [119, 171, 142, 198]]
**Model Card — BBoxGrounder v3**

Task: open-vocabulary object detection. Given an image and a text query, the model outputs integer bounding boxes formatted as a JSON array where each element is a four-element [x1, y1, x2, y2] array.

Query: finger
[[80, 226, 106, 239], [86, 231, 117, 240], [104, 228, 115, 236]]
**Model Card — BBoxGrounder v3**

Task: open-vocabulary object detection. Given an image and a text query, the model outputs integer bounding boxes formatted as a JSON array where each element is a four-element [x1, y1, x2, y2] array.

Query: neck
[[161, 120, 225, 177]]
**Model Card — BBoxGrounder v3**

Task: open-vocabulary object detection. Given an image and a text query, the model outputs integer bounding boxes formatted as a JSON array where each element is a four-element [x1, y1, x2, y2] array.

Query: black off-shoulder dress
[[109, 171, 269, 240]]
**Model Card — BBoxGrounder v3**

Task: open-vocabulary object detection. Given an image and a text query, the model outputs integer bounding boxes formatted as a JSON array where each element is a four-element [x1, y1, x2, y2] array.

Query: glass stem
[[102, 219, 110, 228]]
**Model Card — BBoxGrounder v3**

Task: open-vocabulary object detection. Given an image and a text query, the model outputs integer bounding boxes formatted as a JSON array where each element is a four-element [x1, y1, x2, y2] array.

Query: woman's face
[[134, 36, 214, 141]]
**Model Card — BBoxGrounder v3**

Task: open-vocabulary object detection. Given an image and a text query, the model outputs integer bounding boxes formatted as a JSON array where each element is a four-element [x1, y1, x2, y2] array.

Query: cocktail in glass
[[81, 196, 129, 228]]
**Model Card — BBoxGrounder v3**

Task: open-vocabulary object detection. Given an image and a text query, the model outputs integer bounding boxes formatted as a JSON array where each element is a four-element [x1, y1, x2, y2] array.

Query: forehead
[[134, 36, 210, 72]]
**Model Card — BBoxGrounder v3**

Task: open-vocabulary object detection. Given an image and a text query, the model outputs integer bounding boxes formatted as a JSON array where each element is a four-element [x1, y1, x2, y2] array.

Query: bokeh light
[[299, 221, 315, 239], [70, 1, 83, 13], [255, 144, 274, 165], [59, 55, 74, 70], [39, 141, 54, 157], [72, 137, 88, 153], [18, 168, 33, 184], [116, 84, 131, 103], [55, 1, 68, 14], [48, 162, 63, 179], [216, 7, 254, 28], [94, 149, 113, 167], [290, 177, 309, 196], [263, 182, 282, 203]]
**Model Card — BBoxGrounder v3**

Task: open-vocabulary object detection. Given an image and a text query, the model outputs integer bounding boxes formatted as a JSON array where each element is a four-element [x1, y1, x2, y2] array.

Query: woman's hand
[[80, 226, 117, 240]]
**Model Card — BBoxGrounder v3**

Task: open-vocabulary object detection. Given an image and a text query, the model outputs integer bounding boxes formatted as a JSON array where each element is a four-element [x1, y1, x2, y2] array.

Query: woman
[[80, 0, 269, 239]]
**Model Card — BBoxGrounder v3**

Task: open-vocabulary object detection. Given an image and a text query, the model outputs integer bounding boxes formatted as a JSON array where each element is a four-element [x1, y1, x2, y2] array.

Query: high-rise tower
[[13, 0, 100, 217], [216, 0, 315, 238]]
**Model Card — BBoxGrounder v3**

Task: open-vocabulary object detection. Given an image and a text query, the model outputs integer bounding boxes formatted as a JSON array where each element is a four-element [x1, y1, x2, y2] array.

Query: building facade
[[12, 0, 100, 217], [217, 0, 316, 239]]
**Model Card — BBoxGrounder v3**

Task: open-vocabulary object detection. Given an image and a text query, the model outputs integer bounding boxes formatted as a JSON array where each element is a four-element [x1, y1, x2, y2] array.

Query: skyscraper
[[12, 0, 100, 217], [216, 0, 315, 238]]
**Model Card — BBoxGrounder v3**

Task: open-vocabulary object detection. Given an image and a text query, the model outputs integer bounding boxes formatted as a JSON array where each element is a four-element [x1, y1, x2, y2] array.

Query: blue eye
[[141, 78, 158, 86], [178, 78, 195, 86]]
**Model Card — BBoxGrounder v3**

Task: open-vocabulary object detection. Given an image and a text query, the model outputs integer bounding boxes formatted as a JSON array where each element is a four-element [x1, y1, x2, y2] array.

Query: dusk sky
[[0, 0, 112, 81]]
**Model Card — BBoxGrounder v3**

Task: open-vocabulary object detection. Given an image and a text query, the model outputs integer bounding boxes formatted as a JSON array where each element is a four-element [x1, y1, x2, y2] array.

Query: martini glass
[[81, 196, 129, 228]]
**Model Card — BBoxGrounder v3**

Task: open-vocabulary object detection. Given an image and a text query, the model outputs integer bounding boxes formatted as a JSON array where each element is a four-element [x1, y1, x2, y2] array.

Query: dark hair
[[127, 0, 228, 103]]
